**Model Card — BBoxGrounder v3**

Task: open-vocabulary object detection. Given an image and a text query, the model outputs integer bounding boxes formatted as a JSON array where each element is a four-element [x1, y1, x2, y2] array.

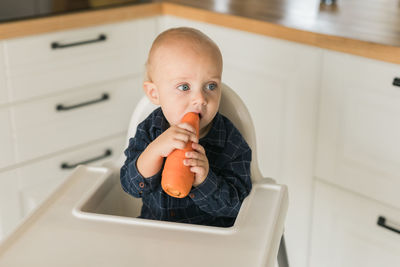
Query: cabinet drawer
[[0, 134, 125, 240], [5, 18, 156, 102], [19, 134, 125, 216], [323, 51, 400, 92], [12, 77, 142, 163], [310, 180, 400, 267], [0, 43, 7, 105], [0, 108, 16, 169], [315, 50, 400, 209]]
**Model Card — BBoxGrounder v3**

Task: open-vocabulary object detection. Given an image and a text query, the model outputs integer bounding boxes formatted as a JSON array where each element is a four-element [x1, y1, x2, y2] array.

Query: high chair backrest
[[120, 83, 263, 183]]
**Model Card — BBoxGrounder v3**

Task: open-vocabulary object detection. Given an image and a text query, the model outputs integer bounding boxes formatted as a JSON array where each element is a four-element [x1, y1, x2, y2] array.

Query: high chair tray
[[0, 165, 287, 267]]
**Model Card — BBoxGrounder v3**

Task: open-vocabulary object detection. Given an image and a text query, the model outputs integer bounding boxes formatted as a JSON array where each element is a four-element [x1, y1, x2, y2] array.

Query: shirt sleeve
[[189, 144, 252, 218], [120, 125, 162, 198]]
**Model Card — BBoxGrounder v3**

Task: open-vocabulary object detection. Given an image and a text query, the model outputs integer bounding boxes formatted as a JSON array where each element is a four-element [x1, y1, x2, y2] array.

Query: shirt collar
[[153, 108, 226, 148]]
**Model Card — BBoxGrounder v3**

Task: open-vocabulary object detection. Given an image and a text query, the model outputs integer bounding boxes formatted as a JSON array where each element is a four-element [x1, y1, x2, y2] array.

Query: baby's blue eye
[[206, 83, 217, 91], [177, 84, 190, 91]]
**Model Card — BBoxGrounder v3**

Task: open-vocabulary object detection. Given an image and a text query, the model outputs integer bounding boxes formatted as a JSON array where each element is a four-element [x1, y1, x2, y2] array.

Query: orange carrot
[[161, 112, 199, 198]]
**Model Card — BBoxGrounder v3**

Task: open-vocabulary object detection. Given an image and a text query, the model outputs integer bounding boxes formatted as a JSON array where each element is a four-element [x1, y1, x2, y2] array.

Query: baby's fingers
[[177, 122, 196, 133], [189, 166, 207, 178], [173, 131, 193, 144], [171, 139, 188, 150], [191, 143, 205, 154], [185, 151, 203, 160], [177, 122, 198, 142], [183, 158, 205, 167]]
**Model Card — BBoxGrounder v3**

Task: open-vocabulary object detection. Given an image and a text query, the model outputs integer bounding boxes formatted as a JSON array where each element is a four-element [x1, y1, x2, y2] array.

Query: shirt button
[[139, 182, 144, 188], [189, 193, 195, 198]]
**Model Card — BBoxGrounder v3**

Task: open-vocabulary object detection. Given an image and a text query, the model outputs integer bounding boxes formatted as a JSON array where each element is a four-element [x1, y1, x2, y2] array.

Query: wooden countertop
[[0, 0, 399, 64]]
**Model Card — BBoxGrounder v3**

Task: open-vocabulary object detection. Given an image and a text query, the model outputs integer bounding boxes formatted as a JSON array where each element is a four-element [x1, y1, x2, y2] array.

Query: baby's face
[[150, 41, 222, 137]]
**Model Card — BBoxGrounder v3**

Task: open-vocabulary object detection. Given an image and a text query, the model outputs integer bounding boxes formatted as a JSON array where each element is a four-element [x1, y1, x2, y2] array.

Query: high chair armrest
[[234, 180, 288, 266]]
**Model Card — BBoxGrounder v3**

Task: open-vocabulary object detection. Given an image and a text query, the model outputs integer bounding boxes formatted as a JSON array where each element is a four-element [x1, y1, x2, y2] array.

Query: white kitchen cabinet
[[0, 108, 16, 169], [0, 43, 7, 105], [0, 17, 157, 242], [310, 180, 400, 267], [159, 16, 321, 267], [11, 77, 142, 163], [312, 50, 400, 266], [315, 50, 400, 209], [4, 18, 156, 102]]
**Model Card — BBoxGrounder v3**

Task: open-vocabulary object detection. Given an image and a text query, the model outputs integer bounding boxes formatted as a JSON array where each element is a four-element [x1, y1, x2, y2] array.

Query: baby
[[120, 27, 252, 227]]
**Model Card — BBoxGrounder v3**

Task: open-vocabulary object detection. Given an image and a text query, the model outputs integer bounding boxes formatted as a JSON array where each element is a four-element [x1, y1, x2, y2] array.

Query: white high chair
[[0, 84, 289, 267], [115, 83, 290, 266]]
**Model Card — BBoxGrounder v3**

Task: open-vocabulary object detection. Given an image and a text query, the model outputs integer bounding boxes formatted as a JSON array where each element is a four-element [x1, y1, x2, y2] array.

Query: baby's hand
[[151, 122, 198, 157], [184, 143, 209, 187]]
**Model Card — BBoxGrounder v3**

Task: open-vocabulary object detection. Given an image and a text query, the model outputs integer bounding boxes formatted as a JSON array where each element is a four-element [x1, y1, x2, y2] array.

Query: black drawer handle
[[51, 34, 107, 49], [56, 93, 109, 111], [60, 149, 112, 169], [377, 216, 400, 235], [393, 78, 400, 87]]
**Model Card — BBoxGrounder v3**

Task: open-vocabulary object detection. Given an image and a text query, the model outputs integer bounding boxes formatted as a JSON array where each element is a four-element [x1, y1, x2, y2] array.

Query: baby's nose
[[192, 90, 207, 106]]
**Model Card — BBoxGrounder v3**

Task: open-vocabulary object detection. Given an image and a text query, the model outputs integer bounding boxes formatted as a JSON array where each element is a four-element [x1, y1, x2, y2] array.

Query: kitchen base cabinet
[[310, 180, 400, 267], [159, 16, 321, 267], [315, 50, 400, 209], [0, 16, 156, 242], [311, 49, 400, 267]]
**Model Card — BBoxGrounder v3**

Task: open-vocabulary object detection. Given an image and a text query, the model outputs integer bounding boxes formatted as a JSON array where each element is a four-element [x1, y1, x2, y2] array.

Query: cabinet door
[[0, 108, 16, 169], [315, 50, 400, 209], [310, 180, 400, 267], [4, 18, 156, 102], [0, 42, 7, 105], [12, 77, 142, 163], [160, 16, 321, 267]]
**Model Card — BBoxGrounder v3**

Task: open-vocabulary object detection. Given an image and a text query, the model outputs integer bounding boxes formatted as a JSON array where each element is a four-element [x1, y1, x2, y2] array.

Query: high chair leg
[[277, 235, 289, 267]]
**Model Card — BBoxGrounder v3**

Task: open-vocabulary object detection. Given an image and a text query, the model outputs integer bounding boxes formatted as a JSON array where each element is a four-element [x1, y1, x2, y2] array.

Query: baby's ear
[[143, 81, 160, 105]]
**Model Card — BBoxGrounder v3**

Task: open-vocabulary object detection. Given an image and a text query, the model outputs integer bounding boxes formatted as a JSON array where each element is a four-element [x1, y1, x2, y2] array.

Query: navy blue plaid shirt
[[120, 108, 252, 227]]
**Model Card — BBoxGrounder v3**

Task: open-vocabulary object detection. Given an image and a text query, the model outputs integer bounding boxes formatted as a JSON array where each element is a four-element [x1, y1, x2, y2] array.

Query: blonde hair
[[145, 27, 222, 81]]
